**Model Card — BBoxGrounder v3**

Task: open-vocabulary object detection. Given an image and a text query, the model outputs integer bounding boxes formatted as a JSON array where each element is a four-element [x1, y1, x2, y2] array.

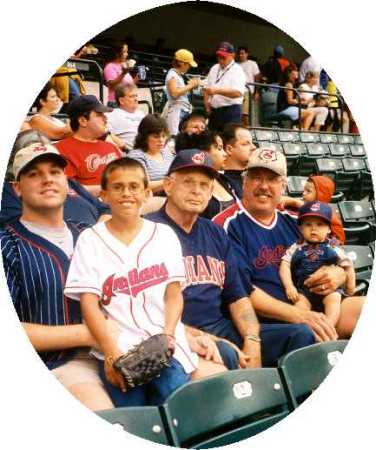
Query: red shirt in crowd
[[55, 137, 122, 185]]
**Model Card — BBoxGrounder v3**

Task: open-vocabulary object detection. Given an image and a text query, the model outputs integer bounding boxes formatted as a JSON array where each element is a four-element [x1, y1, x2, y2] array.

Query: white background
[[0, 1, 375, 449]]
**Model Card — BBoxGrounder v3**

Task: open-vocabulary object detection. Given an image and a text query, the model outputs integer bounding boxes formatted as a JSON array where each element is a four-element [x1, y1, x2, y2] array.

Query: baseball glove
[[112, 334, 174, 390]]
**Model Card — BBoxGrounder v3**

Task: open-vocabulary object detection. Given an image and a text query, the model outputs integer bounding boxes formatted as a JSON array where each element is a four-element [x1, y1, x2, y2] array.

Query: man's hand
[[294, 308, 338, 342], [187, 334, 223, 365], [242, 340, 262, 369], [304, 265, 346, 296], [104, 353, 127, 392]]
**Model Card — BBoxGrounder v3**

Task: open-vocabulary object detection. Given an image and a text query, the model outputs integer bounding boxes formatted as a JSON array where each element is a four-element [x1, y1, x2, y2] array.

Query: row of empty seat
[[97, 340, 348, 448]]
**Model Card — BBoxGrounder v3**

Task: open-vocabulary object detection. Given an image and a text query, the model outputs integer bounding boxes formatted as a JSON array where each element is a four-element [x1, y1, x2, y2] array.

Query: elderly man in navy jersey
[[147, 149, 315, 369], [0, 142, 115, 411], [214, 148, 364, 340]]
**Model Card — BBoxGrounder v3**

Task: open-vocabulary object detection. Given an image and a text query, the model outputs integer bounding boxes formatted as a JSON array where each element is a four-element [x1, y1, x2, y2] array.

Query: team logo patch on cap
[[192, 152, 205, 165], [259, 149, 277, 162], [311, 202, 321, 212]]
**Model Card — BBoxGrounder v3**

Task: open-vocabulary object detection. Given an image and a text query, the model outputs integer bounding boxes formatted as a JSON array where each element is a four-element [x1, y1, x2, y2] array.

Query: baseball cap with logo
[[216, 41, 235, 57], [298, 201, 333, 225], [167, 149, 218, 178], [13, 142, 67, 180], [174, 49, 198, 67], [66, 94, 113, 118], [246, 147, 287, 177]]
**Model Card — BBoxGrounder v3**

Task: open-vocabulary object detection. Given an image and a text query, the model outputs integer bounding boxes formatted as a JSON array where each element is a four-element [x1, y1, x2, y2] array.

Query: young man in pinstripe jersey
[[0, 142, 115, 411]]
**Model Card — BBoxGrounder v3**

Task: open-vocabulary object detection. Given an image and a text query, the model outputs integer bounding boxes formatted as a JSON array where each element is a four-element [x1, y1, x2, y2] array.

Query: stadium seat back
[[299, 131, 320, 143], [97, 406, 170, 445], [339, 201, 375, 223], [287, 176, 308, 197], [257, 141, 283, 152], [319, 133, 338, 144], [278, 131, 300, 142], [279, 341, 348, 409], [328, 143, 350, 157], [349, 144, 366, 158], [306, 143, 329, 156], [337, 134, 355, 145], [254, 129, 277, 141], [163, 369, 289, 448]]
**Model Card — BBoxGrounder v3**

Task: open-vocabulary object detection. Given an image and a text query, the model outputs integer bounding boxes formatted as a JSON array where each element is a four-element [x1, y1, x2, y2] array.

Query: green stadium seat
[[254, 129, 277, 141], [163, 369, 290, 448], [299, 131, 320, 143], [278, 130, 300, 142], [349, 144, 366, 158], [315, 158, 343, 177], [328, 143, 350, 157], [338, 200, 375, 244], [96, 406, 170, 445], [287, 176, 308, 197], [306, 143, 329, 156], [319, 133, 338, 144], [344, 245, 374, 294], [337, 134, 355, 144], [354, 135, 363, 144], [278, 340, 348, 409], [283, 142, 307, 156], [257, 141, 283, 152]]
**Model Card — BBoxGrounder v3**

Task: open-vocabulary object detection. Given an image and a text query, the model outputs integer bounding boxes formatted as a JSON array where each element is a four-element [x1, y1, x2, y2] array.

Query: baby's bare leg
[[323, 292, 342, 328]]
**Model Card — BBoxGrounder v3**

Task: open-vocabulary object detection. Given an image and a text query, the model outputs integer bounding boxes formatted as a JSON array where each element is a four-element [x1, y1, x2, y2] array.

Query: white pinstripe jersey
[[1, 220, 85, 368], [65, 219, 198, 373]]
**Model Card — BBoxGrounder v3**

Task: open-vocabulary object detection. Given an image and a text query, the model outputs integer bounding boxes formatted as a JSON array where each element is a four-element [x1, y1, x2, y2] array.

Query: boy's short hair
[[101, 157, 149, 190]]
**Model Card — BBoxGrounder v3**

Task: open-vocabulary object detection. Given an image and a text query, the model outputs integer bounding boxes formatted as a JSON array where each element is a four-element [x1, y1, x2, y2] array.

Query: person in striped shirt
[[0, 142, 115, 411]]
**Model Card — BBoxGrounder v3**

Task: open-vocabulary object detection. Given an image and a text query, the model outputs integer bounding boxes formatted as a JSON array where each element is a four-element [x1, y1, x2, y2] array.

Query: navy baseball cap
[[298, 201, 333, 224], [167, 149, 218, 178], [66, 95, 113, 118], [216, 42, 235, 57], [274, 45, 284, 57]]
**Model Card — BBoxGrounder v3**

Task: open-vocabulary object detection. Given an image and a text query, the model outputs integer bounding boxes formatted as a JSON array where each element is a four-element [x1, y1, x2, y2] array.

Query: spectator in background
[[55, 95, 121, 197], [325, 78, 350, 133], [104, 42, 136, 108], [129, 114, 174, 195], [179, 112, 207, 135], [237, 46, 261, 126], [29, 82, 72, 141], [1, 131, 111, 227], [222, 123, 256, 199], [276, 64, 315, 130], [299, 55, 322, 84], [106, 84, 145, 151], [204, 42, 246, 132], [299, 71, 329, 131], [163, 49, 201, 136], [261, 45, 290, 84]]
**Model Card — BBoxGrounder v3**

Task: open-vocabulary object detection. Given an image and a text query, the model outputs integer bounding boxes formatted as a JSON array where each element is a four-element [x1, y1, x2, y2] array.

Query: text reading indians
[[183, 255, 225, 288], [101, 263, 169, 303]]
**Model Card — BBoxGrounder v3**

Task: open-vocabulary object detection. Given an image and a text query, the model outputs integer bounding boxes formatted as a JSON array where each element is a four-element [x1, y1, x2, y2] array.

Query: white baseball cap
[[247, 147, 287, 177], [13, 142, 67, 180]]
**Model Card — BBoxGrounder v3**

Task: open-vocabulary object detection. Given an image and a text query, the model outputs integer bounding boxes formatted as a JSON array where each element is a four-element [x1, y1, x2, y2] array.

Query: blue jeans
[[202, 318, 315, 368], [98, 357, 190, 407]]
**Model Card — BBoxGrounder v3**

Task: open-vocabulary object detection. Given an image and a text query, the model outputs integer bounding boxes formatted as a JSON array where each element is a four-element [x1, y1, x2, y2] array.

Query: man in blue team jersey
[[214, 147, 364, 340], [147, 149, 315, 369], [0, 142, 115, 411]]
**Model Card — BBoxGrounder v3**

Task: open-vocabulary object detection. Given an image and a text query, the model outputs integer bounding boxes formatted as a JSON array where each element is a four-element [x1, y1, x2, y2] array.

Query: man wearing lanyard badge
[[204, 42, 246, 132]]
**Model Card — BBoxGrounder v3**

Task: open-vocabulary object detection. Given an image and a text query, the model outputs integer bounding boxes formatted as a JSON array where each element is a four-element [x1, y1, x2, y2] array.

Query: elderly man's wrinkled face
[[243, 167, 285, 217], [164, 169, 214, 215]]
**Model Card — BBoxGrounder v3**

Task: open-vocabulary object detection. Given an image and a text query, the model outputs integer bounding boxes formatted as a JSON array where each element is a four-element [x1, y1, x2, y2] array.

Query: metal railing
[[245, 82, 345, 132]]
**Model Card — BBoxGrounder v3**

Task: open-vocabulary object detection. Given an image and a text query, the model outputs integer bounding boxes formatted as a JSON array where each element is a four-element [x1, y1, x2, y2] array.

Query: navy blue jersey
[[214, 201, 300, 303], [1, 220, 86, 369], [147, 207, 249, 329], [0, 179, 109, 227]]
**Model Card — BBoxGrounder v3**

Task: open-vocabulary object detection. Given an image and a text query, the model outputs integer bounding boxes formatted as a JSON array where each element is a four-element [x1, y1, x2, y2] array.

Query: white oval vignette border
[[0, 1, 375, 449]]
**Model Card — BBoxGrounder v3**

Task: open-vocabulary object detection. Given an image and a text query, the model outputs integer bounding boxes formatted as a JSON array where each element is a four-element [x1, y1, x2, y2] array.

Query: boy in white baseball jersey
[[65, 157, 198, 407]]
